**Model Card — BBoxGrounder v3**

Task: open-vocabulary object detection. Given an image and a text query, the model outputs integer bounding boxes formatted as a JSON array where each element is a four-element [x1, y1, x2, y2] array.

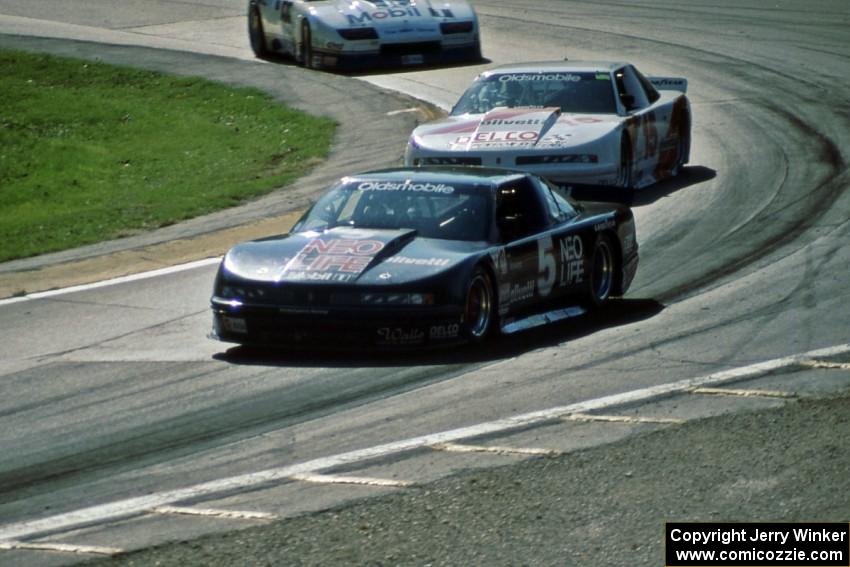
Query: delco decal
[[429, 324, 459, 340], [284, 237, 383, 282], [497, 73, 581, 83], [559, 235, 584, 286], [358, 181, 455, 194], [347, 5, 423, 25], [536, 134, 572, 149], [456, 131, 538, 145]]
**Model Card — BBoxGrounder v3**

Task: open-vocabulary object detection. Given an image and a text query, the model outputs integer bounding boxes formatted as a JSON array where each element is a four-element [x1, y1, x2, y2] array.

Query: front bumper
[[407, 152, 619, 186], [211, 302, 465, 348], [310, 41, 480, 71]]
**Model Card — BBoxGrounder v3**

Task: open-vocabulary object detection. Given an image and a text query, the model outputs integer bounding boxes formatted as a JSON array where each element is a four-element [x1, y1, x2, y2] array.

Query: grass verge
[[0, 49, 336, 263]]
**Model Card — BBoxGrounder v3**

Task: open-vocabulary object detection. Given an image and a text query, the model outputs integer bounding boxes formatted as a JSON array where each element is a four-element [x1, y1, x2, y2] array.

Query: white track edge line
[[690, 387, 796, 399], [150, 506, 277, 520], [430, 442, 560, 456], [290, 473, 412, 487], [0, 257, 221, 307], [0, 342, 847, 542], [562, 413, 686, 424], [0, 540, 124, 555]]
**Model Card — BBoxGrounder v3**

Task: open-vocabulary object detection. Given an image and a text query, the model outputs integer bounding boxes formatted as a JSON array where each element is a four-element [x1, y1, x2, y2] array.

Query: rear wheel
[[300, 22, 314, 68], [586, 234, 617, 307], [672, 111, 691, 176], [248, 6, 267, 58], [462, 267, 496, 343], [471, 39, 483, 62]]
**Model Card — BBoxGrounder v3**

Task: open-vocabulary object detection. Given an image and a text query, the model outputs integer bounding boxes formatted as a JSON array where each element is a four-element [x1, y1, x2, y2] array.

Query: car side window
[[547, 181, 579, 220], [496, 178, 550, 242], [280, 0, 293, 23], [614, 66, 650, 112], [531, 177, 572, 224], [296, 185, 349, 231]]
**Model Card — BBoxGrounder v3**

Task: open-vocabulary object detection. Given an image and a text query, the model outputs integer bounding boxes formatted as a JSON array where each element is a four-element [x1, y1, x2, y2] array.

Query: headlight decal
[[337, 27, 379, 40], [440, 21, 474, 34]]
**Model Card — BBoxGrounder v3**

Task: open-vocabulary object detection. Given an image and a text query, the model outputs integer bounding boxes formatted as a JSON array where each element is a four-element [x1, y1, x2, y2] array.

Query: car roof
[[344, 166, 530, 188], [480, 60, 625, 76]]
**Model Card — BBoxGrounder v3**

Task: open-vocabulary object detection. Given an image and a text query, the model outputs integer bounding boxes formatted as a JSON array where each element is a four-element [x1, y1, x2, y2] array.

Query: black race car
[[210, 167, 638, 347]]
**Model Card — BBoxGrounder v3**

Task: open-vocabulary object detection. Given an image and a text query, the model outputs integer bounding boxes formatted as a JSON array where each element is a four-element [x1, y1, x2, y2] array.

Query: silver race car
[[405, 61, 691, 190], [248, 0, 481, 70]]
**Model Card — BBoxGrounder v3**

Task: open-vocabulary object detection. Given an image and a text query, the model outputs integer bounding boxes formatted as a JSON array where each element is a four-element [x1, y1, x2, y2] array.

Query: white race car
[[405, 61, 691, 189], [248, 0, 481, 70]]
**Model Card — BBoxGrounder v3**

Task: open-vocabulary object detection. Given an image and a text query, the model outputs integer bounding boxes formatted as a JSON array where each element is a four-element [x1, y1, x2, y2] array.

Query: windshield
[[450, 71, 617, 115], [297, 179, 492, 242]]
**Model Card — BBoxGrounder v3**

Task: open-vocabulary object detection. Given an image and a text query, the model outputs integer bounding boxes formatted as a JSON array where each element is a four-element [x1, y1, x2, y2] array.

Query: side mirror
[[620, 94, 636, 111]]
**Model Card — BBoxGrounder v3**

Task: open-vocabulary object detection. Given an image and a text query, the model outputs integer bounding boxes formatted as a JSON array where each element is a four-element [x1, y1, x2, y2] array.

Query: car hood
[[222, 226, 480, 286], [312, 0, 475, 31], [410, 107, 621, 152]]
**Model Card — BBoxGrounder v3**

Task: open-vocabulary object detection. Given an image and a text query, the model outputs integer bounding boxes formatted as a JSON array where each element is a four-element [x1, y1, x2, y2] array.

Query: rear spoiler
[[648, 76, 688, 93]]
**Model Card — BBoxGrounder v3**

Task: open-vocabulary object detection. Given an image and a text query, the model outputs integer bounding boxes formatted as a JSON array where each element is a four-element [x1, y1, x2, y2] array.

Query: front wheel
[[585, 234, 617, 308], [248, 6, 267, 58], [300, 22, 314, 68], [616, 136, 634, 190], [462, 268, 496, 343]]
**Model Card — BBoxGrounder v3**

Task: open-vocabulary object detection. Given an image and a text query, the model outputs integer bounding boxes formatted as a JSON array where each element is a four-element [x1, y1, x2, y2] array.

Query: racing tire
[[617, 136, 634, 190], [300, 22, 314, 69], [248, 6, 267, 59], [471, 39, 483, 63], [672, 111, 691, 177], [462, 267, 496, 343], [585, 234, 617, 308]]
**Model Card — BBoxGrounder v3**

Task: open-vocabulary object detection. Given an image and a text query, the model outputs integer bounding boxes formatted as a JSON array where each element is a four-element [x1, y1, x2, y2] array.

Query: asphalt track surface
[[0, 1, 849, 565]]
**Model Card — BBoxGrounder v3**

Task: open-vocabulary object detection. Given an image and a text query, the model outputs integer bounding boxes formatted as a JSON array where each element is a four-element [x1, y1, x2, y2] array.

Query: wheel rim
[[465, 274, 492, 339], [592, 239, 614, 302]]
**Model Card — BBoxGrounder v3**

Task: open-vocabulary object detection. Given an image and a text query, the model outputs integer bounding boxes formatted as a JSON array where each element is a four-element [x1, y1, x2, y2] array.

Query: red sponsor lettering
[[308, 254, 372, 273], [457, 131, 539, 144], [301, 238, 383, 256]]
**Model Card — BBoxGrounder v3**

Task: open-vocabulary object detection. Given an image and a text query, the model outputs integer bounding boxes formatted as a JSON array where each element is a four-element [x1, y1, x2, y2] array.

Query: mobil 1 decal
[[347, 0, 425, 25], [537, 233, 585, 297]]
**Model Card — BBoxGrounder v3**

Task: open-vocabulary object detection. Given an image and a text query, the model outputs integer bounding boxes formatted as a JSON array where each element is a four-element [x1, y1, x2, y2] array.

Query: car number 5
[[537, 235, 555, 297]]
